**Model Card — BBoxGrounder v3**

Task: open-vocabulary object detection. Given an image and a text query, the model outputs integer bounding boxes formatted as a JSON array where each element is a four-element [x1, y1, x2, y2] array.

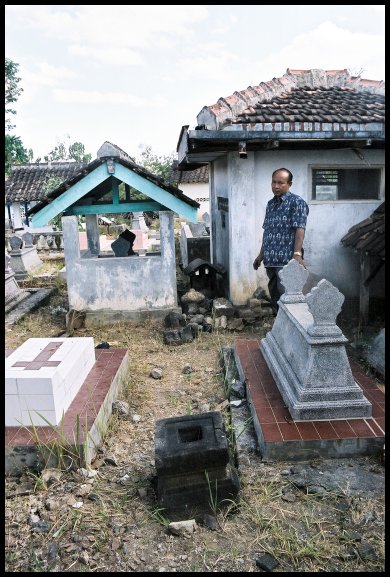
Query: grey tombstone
[[8, 234, 42, 280], [22, 231, 34, 248], [111, 236, 131, 257], [260, 261, 372, 421]]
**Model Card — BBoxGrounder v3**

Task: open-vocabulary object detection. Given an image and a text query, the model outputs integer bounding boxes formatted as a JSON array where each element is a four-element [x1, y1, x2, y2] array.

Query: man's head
[[271, 168, 292, 198]]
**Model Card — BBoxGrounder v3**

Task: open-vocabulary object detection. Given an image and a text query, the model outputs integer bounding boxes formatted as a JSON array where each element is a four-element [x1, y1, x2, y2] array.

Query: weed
[[149, 507, 170, 527]]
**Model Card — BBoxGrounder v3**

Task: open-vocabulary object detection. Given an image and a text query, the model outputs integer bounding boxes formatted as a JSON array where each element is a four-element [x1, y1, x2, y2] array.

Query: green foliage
[[136, 144, 175, 182], [5, 134, 29, 174], [5, 57, 30, 174], [44, 136, 92, 163], [5, 57, 23, 132]]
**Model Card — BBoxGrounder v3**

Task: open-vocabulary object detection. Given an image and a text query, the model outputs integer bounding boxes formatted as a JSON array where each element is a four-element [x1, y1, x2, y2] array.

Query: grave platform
[[5, 347, 128, 474], [6, 338, 96, 426], [234, 339, 385, 462]]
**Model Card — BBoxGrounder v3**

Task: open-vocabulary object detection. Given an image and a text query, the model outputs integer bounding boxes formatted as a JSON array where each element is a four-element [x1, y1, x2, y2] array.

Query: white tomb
[[5, 337, 96, 427]]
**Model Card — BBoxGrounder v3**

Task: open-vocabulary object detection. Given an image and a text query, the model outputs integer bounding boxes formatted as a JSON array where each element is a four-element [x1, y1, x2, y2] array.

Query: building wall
[[62, 212, 178, 315], [178, 182, 210, 220], [209, 148, 384, 306]]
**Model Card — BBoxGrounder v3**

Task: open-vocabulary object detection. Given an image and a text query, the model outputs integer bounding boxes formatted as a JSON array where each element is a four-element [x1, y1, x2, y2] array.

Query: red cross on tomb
[[12, 342, 63, 371]]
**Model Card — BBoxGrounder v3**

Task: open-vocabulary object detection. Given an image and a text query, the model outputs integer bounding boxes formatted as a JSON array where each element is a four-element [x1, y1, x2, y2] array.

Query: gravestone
[[5, 337, 95, 426], [5, 252, 30, 311], [111, 229, 138, 257], [260, 259, 372, 421], [7, 234, 42, 280]]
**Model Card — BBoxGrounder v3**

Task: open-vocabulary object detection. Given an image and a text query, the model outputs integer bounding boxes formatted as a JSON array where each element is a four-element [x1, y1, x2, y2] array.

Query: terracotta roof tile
[[196, 68, 385, 131], [341, 202, 385, 259], [5, 162, 87, 203], [166, 161, 209, 186]]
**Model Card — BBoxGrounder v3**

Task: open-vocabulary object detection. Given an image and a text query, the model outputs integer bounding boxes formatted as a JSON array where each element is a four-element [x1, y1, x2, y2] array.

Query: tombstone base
[[156, 463, 240, 520], [155, 412, 240, 519], [5, 272, 29, 310]]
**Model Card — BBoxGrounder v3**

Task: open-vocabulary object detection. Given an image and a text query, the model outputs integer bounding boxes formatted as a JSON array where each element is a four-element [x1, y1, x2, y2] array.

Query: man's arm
[[292, 227, 305, 266]]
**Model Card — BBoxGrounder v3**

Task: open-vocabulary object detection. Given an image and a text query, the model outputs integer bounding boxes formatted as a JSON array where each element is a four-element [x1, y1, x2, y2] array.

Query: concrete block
[[5, 337, 95, 426]]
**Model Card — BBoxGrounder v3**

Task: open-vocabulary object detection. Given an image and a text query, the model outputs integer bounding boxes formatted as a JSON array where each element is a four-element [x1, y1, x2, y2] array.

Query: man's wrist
[[293, 251, 302, 256]]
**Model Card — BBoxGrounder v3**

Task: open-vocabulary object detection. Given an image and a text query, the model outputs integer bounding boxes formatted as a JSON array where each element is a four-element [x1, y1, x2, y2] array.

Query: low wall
[[62, 212, 178, 318]]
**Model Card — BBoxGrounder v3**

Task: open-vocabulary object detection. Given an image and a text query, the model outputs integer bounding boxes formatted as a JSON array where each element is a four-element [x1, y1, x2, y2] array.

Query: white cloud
[[5, 5, 209, 50], [22, 62, 78, 87], [253, 21, 385, 82], [177, 42, 239, 81], [52, 88, 167, 107], [68, 44, 143, 66]]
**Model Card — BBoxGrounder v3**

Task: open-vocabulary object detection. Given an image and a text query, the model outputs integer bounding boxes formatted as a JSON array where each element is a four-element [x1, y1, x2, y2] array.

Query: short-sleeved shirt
[[262, 191, 309, 267]]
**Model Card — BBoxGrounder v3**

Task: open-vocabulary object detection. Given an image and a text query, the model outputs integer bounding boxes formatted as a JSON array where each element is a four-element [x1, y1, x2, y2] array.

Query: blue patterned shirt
[[262, 192, 309, 267]]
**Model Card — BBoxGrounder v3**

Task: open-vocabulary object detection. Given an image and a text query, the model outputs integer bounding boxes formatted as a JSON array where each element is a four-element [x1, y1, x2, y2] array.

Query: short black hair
[[272, 168, 293, 184]]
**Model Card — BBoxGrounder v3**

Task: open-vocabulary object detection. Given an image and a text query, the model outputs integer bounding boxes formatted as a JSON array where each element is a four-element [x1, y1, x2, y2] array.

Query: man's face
[[271, 171, 291, 197]]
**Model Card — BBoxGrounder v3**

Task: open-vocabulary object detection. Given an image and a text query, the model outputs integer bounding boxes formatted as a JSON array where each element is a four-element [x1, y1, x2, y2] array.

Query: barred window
[[312, 168, 382, 201]]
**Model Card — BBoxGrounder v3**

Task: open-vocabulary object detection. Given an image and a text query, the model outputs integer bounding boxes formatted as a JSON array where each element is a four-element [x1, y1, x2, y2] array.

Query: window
[[312, 168, 382, 201]]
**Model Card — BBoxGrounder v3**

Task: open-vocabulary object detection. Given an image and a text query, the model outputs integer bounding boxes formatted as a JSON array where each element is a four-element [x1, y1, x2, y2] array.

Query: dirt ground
[[5, 275, 385, 573]]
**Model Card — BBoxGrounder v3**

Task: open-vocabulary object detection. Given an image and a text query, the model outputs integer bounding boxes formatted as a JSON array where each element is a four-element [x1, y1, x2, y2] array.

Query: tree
[[44, 136, 92, 163], [5, 57, 23, 132], [5, 134, 29, 173], [5, 57, 30, 174], [136, 144, 175, 182]]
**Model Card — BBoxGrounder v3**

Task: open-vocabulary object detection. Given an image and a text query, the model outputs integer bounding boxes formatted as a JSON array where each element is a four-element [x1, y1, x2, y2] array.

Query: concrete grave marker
[[261, 260, 372, 421], [5, 337, 95, 426]]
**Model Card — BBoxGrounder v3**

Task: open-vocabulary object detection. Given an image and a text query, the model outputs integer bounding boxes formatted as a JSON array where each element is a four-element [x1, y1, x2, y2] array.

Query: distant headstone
[[9, 235, 23, 252], [111, 229, 138, 257], [22, 231, 34, 248]]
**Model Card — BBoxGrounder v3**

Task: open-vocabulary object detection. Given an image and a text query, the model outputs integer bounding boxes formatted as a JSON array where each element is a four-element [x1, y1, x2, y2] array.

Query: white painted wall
[[209, 148, 384, 306], [179, 182, 209, 220]]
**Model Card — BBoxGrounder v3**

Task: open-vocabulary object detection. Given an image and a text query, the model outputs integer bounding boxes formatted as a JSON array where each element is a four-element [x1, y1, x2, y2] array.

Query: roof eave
[[178, 128, 385, 168]]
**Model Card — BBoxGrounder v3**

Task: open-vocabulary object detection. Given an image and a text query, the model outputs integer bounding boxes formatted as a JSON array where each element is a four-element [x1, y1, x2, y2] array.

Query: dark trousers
[[266, 267, 284, 312]]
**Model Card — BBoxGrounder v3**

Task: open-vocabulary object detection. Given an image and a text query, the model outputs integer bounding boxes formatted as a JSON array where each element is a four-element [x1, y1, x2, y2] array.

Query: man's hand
[[293, 254, 306, 269], [253, 255, 263, 270]]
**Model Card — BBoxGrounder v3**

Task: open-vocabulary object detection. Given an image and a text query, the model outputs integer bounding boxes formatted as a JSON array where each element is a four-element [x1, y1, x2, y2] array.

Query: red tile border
[[236, 339, 385, 446], [295, 421, 321, 440], [261, 423, 283, 442], [278, 421, 302, 441], [313, 421, 339, 439]]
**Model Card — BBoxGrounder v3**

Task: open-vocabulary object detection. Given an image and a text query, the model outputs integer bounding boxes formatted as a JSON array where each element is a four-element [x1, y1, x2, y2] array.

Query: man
[[253, 168, 309, 313]]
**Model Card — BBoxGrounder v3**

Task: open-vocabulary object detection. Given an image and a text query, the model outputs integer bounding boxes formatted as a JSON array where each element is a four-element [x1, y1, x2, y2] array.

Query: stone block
[[155, 412, 230, 476]]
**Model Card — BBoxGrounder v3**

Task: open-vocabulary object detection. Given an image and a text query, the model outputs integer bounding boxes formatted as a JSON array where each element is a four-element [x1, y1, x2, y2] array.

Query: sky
[[5, 5, 385, 162]]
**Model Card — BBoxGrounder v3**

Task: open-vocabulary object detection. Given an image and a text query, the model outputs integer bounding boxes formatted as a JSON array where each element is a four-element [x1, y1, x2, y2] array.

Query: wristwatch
[[293, 251, 302, 256]]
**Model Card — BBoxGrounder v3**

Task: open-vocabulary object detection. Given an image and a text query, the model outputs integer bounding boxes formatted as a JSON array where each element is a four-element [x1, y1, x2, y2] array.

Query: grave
[[154, 411, 240, 519], [260, 259, 372, 421], [5, 337, 96, 427], [5, 252, 30, 312], [7, 233, 43, 280]]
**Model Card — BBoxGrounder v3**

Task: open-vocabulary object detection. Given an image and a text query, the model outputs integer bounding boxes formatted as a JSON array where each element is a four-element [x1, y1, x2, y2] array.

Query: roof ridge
[[196, 68, 385, 130]]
